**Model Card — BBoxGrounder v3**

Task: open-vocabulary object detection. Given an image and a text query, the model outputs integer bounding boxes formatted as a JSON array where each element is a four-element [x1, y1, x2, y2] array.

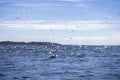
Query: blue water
[[0, 44, 120, 80]]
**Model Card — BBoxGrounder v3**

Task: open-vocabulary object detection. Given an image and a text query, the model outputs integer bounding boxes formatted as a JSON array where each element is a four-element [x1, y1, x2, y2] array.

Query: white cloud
[[62, 33, 120, 45], [0, 20, 120, 45], [0, 20, 112, 30], [75, 3, 89, 8], [59, 0, 100, 2], [13, 3, 66, 10], [59, 0, 82, 2], [13, 0, 92, 8], [15, 3, 65, 7]]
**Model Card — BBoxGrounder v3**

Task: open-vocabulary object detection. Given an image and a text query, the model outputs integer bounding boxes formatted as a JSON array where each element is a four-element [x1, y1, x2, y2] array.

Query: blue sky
[[0, 0, 120, 45]]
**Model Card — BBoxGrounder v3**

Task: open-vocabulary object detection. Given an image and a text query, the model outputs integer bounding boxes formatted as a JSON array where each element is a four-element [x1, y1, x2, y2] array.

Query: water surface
[[0, 43, 120, 80]]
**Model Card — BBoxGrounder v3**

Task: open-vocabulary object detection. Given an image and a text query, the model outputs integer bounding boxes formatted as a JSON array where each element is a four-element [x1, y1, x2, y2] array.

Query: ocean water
[[0, 43, 120, 80]]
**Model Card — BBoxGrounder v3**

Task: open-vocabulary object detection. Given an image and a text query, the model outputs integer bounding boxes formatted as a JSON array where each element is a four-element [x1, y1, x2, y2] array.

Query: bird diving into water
[[49, 50, 57, 59]]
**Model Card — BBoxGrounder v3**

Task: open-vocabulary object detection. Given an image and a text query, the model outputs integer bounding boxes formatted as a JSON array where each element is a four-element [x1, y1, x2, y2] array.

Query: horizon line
[[0, 40, 120, 46]]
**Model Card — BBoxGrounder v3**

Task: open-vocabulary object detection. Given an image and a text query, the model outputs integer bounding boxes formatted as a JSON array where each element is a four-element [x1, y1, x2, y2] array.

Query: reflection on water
[[0, 44, 120, 80]]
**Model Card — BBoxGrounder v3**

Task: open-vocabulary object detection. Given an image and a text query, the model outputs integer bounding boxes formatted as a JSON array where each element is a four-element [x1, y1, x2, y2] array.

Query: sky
[[0, 0, 120, 45]]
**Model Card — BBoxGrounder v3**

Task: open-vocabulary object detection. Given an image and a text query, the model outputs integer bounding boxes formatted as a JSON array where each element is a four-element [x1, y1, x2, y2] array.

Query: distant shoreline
[[0, 41, 61, 45], [0, 41, 120, 46]]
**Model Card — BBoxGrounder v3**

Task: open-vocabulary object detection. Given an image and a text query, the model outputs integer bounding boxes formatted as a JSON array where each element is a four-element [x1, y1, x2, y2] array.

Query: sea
[[0, 42, 120, 80]]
